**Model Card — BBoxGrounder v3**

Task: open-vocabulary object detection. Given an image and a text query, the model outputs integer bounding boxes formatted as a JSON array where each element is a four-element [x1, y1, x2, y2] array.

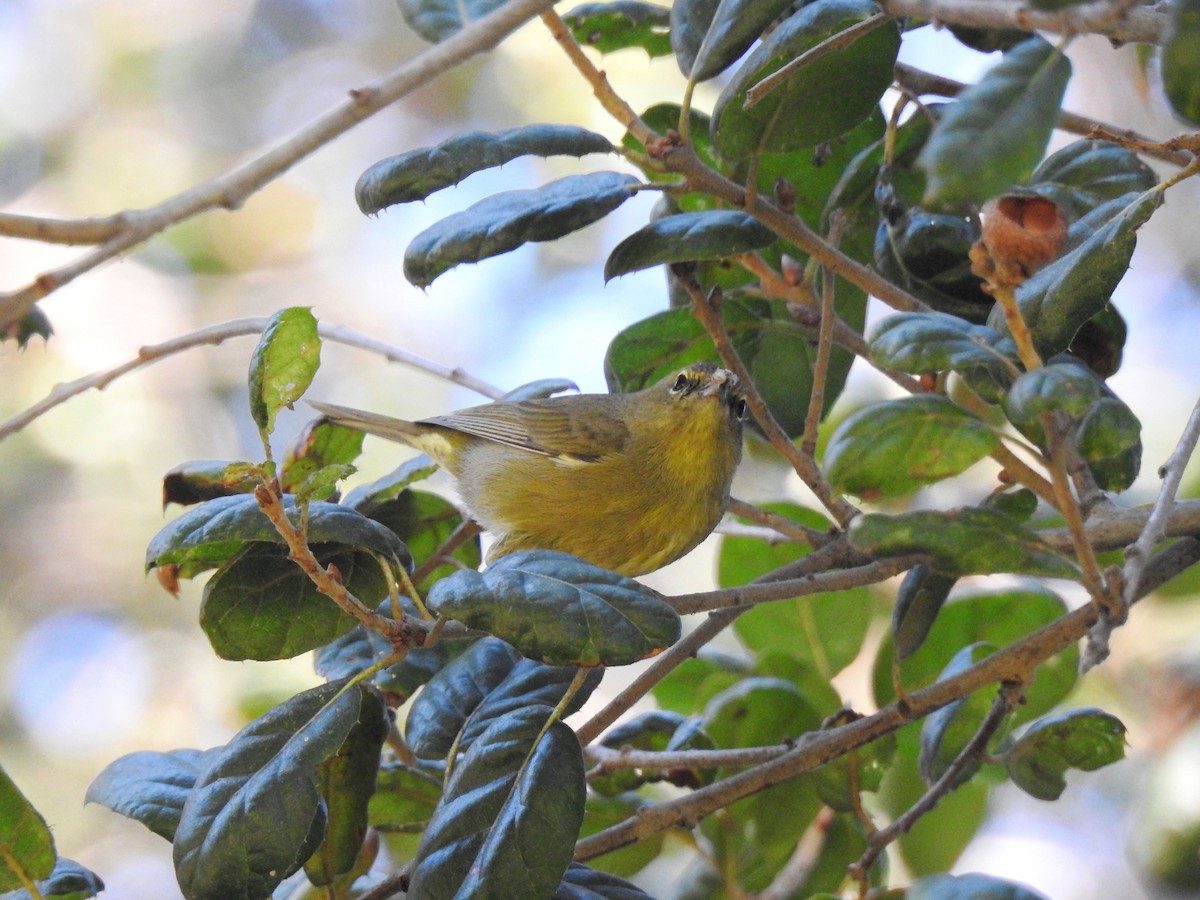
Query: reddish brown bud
[[972, 193, 1068, 289]]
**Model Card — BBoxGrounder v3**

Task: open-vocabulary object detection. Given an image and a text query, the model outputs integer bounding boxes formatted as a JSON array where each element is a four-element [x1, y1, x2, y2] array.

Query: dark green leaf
[[669, 0, 719, 77], [398, 0, 507, 43], [304, 690, 389, 886], [0, 766, 55, 890], [368, 761, 443, 831], [562, 2, 672, 57], [341, 455, 440, 508], [893, 564, 957, 661], [622, 104, 721, 207], [579, 795, 665, 879], [408, 707, 585, 899], [1005, 360, 1103, 432], [403, 172, 641, 287], [162, 460, 258, 507], [591, 712, 713, 796], [427, 549, 680, 666], [1027, 139, 1158, 219], [919, 643, 999, 786], [652, 651, 749, 715], [604, 211, 775, 280], [906, 872, 1051, 899], [0, 858, 104, 900], [711, 0, 900, 159], [1077, 396, 1142, 491], [85, 748, 218, 841], [824, 395, 999, 500], [985, 487, 1039, 522], [145, 494, 411, 578], [248, 307, 320, 437], [675, 0, 795, 81], [1004, 708, 1126, 800], [814, 733, 896, 812], [851, 508, 1078, 578], [8, 306, 52, 348], [553, 862, 654, 899], [280, 420, 364, 494], [355, 126, 614, 212], [919, 37, 1071, 208], [1163, 0, 1200, 125], [881, 756, 989, 877], [994, 189, 1162, 358], [869, 312, 1018, 375], [703, 677, 821, 749], [173, 680, 375, 900]]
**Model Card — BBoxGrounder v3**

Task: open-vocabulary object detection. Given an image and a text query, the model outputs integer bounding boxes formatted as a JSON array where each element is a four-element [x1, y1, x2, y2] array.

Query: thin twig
[[877, 0, 1166, 45], [801, 257, 842, 458], [0, 211, 128, 245], [727, 498, 831, 548]]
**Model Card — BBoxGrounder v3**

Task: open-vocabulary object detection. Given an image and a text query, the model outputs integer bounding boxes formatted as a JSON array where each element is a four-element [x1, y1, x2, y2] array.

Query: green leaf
[[1076, 396, 1142, 491], [869, 312, 1018, 375], [161, 460, 258, 507], [280, 420, 364, 494], [1004, 708, 1126, 801], [8, 306, 52, 348], [996, 190, 1162, 358], [703, 677, 821, 750], [408, 707, 585, 899], [85, 748, 218, 842], [304, 690, 389, 886], [248, 307, 320, 437], [397, 0, 507, 42], [673, 0, 795, 81], [145, 494, 412, 579], [604, 211, 775, 280], [814, 733, 896, 812], [851, 508, 1079, 578], [0, 858, 104, 900], [172, 680, 377, 900], [652, 651, 749, 715], [562, 2, 671, 57], [919, 643, 999, 786], [824, 395, 999, 500], [1026, 139, 1158, 219], [0, 766, 56, 890], [579, 794, 666, 879], [369, 761, 443, 832], [623, 104, 721, 207], [918, 36, 1071, 208], [403, 172, 641, 287], [355, 126, 614, 212], [1005, 360, 1103, 433], [906, 872, 1051, 899], [341, 455, 441, 508], [893, 564, 957, 662], [554, 862, 655, 898], [426, 550, 680, 667], [711, 0, 900, 159], [591, 712, 710, 796], [1163, 0, 1200, 125]]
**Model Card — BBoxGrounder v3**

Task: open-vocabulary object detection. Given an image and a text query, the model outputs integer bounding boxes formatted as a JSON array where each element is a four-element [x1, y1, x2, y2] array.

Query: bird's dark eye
[[734, 398, 747, 420], [671, 373, 690, 393]]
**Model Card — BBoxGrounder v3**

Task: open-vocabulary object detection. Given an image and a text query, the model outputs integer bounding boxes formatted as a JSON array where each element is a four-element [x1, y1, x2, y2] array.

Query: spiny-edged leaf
[[563, 2, 671, 57], [201, 543, 389, 661], [1163, 0, 1200, 125], [85, 748, 219, 842], [404, 637, 523, 759], [407, 706, 585, 900], [355, 126, 614, 212], [249, 307, 320, 436], [403, 172, 641, 287], [554, 862, 655, 899], [919, 643, 999, 786], [604, 210, 775, 281], [281, 420, 364, 493], [993, 190, 1162, 358], [711, 0, 900, 159], [368, 761, 443, 832], [874, 589, 1077, 723], [675, 0, 795, 81], [426, 549, 680, 667], [0, 857, 104, 900], [824, 395, 999, 500], [172, 679, 376, 900], [0, 766, 56, 890], [870, 312, 1018, 375], [1026, 139, 1158, 219], [919, 36, 1071, 208], [162, 460, 258, 507], [703, 677, 822, 750], [398, 0, 507, 43], [1004, 708, 1126, 801], [906, 872, 1052, 899], [893, 564, 957, 662], [145, 494, 411, 578], [304, 690, 389, 886], [851, 507, 1079, 578]]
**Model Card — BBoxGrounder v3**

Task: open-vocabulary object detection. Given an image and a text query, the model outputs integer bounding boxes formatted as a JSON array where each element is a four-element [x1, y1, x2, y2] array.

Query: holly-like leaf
[[562, 2, 672, 57], [673, 0, 795, 81], [398, 0, 508, 43], [0, 766, 55, 890], [869, 312, 1018, 375], [407, 707, 585, 899], [919, 36, 1071, 208], [355, 126, 614, 212], [427, 550, 680, 667], [711, 0, 900, 159], [1004, 708, 1127, 801], [403, 172, 641, 287], [86, 748, 219, 841], [172, 680, 377, 900], [1163, 0, 1200, 125], [604, 211, 775, 280], [824, 395, 999, 500], [919, 643, 999, 787], [851, 507, 1079, 578], [248, 307, 320, 437]]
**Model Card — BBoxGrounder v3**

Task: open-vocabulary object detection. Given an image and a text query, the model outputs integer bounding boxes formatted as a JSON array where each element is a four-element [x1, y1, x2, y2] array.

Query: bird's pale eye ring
[[671, 373, 690, 393]]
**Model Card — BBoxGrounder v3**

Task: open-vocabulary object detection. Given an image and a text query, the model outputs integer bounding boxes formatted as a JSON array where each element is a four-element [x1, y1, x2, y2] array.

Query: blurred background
[[1, 1, 1200, 897]]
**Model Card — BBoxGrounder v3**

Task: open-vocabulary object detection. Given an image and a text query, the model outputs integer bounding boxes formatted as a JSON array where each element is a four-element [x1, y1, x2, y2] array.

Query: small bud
[[972, 193, 1068, 289], [780, 254, 803, 286], [156, 564, 181, 597], [774, 177, 797, 214]]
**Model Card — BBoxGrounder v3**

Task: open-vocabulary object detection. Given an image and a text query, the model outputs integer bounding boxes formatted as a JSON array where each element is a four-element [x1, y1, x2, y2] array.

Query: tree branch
[[878, 0, 1167, 45]]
